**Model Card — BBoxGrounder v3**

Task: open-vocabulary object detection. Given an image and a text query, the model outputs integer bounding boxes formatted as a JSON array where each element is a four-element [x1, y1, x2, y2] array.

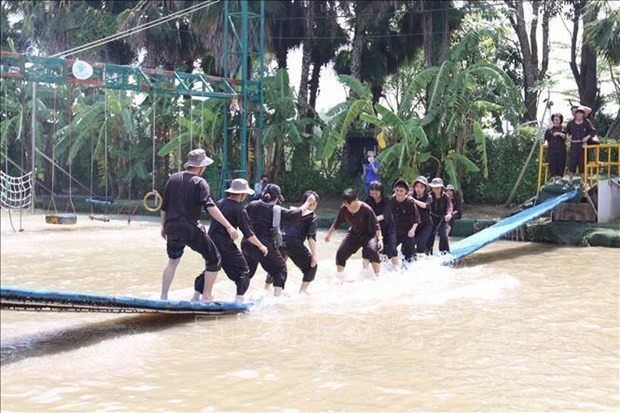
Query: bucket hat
[[225, 178, 255, 195], [184, 149, 214, 169]]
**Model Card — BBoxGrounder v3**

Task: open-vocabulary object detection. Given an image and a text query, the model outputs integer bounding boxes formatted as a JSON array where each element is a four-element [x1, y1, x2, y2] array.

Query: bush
[[461, 127, 539, 205]]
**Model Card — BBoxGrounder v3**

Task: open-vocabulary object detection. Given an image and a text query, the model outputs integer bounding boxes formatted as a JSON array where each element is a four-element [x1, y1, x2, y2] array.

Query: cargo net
[[1, 170, 33, 209]]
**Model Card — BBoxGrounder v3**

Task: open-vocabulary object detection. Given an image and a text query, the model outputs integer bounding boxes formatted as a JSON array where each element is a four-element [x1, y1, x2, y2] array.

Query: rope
[[151, 96, 156, 192], [65, 86, 76, 215], [1, 171, 33, 233], [104, 91, 109, 215], [190, 98, 193, 150], [47, 88, 58, 214]]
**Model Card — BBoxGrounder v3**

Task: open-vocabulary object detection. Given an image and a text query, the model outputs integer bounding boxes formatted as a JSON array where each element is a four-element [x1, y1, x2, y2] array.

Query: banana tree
[[359, 103, 429, 183]]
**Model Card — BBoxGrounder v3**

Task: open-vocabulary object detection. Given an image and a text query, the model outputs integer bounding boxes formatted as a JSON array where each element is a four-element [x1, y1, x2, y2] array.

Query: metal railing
[[537, 142, 620, 193]]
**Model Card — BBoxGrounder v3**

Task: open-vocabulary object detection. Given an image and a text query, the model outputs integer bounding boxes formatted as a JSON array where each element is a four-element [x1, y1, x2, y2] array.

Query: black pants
[[568, 146, 584, 174], [427, 216, 449, 253], [338, 232, 380, 267], [414, 224, 433, 254], [547, 149, 566, 177], [395, 234, 415, 262], [380, 221, 397, 259], [165, 223, 221, 272], [194, 234, 251, 296], [266, 238, 317, 284], [242, 237, 288, 289]]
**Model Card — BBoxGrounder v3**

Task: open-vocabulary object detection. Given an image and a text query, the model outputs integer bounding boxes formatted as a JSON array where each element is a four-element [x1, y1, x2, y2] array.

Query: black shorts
[[166, 224, 221, 272]]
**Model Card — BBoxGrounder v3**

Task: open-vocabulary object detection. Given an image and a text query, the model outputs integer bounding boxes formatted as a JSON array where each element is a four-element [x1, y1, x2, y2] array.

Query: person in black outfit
[[390, 179, 420, 265], [544, 113, 568, 185], [426, 178, 453, 254], [242, 184, 316, 297], [159, 149, 238, 302], [364, 181, 397, 267], [410, 176, 433, 254], [324, 188, 383, 279], [265, 190, 320, 294], [445, 184, 462, 237], [567, 106, 597, 186], [193, 179, 268, 303]]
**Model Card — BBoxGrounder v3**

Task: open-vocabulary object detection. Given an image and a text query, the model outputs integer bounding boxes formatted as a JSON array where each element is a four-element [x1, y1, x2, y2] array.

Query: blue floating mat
[[0, 286, 250, 315], [447, 189, 580, 262]]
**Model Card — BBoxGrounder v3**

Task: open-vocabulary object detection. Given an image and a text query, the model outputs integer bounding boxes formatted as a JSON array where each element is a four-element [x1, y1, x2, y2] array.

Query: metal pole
[[240, 0, 249, 180], [257, 0, 265, 180], [30, 83, 36, 213], [222, 0, 230, 198]]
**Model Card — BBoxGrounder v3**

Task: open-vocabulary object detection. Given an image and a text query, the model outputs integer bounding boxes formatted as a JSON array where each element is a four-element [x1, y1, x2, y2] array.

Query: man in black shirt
[[159, 149, 238, 302], [567, 106, 597, 186], [193, 179, 269, 303], [325, 188, 383, 280], [390, 179, 420, 264]]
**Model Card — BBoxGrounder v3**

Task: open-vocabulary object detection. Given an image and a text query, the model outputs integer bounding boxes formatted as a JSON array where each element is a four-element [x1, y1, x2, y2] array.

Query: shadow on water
[[459, 242, 558, 266], [0, 313, 202, 366]]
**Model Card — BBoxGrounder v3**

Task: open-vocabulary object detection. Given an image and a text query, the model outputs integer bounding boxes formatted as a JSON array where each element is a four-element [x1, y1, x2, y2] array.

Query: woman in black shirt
[[544, 113, 567, 185]]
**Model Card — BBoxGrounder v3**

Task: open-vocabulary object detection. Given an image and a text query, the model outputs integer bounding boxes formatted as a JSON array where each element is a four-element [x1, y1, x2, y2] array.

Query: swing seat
[[45, 214, 77, 225], [85, 197, 113, 206], [88, 214, 110, 222]]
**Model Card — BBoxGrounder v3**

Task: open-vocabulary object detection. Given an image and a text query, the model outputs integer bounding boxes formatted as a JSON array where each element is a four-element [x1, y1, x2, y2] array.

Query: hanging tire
[[142, 190, 163, 212]]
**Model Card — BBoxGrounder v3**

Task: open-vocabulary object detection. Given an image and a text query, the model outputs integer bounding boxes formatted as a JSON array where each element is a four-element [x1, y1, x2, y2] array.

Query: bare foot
[[200, 295, 214, 303], [190, 292, 201, 302]]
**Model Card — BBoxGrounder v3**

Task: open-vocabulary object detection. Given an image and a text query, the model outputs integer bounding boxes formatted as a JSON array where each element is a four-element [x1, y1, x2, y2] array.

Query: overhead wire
[[51, 0, 220, 58]]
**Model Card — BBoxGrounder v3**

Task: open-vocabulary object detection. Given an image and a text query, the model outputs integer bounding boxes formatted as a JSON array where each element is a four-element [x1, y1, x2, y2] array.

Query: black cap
[[262, 183, 285, 203]]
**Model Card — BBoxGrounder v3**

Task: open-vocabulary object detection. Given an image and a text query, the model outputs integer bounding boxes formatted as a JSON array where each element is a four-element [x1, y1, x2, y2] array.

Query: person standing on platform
[[159, 149, 238, 302], [410, 176, 433, 255], [324, 188, 384, 280], [364, 181, 397, 267], [445, 184, 462, 237], [363, 151, 380, 197], [193, 179, 268, 303], [544, 113, 568, 185], [567, 106, 597, 187], [390, 179, 420, 265], [427, 178, 453, 254], [265, 191, 320, 294]]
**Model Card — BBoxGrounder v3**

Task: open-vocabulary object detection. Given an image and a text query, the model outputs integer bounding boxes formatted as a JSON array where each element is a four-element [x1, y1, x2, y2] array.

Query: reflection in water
[[1, 314, 196, 366], [1, 212, 619, 411]]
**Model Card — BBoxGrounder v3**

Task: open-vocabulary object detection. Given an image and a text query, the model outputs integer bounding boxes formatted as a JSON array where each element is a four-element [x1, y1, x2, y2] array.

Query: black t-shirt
[[544, 125, 567, 152], [208, 198, 254, 239], [430, 193, 452, 218], [390, 195, 421, 237], [162, 171, 215, 231], [332, 202, 380, 236], [282, 212, 318, 243], [411, 192, 433, 226], [245, 200, 303, 239], [364, 196, 392, 223], [566, 120, 596, 148]]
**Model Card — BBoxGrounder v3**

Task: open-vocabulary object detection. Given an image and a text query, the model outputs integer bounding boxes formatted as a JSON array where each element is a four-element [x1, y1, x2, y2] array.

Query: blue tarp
[[0, 286, 251, 314], [448, 189, 580, 261]]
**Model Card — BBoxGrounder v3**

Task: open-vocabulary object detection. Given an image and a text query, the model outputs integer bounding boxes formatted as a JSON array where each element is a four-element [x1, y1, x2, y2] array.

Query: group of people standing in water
[[159, 148, 462, 303], [544, 105, 598, 186]]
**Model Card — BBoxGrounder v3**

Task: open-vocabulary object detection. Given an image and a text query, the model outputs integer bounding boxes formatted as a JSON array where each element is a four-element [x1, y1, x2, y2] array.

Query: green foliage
[[461, 127, 539, 204]]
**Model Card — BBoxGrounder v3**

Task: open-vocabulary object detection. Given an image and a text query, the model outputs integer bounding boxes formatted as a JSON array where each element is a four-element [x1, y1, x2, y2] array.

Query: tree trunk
[[505, 0, 541, 121], [298, 1, 314, 107], [308, 62, 321, 110], [350, 3, 364, 81], [570, 0, 598, 109]]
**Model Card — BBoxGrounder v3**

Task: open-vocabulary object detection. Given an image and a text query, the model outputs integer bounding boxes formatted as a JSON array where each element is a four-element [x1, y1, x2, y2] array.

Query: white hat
[[429, 178, 445, 188], [225, 178, 255, 195], [184, 149, 214, 169]]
